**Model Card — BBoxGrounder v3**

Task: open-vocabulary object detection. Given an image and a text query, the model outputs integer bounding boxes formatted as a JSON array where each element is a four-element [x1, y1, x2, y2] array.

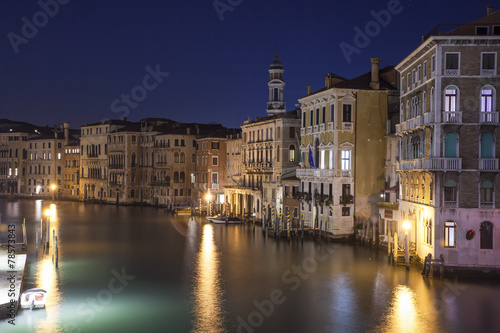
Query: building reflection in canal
[[191, 223, 226, 333]]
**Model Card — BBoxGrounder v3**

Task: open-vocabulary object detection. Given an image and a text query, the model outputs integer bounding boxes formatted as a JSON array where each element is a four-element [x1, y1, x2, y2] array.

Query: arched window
[[480, 133, 494, 158], [131, 153, 136, 167], [174, 172, 179, 183], [444, 86, 459, 123], [276, 146, 280, 162], [480, 180, 494, 208], [480, 221, 494, 249], [166, 176, 170, 186], [444, 132, 458, 158], [444, 86, 458, 112], [180, 172, 185, 183], [174, 152, 179, 163], [444, 179, 457, 207], [180, 152, 185, 163], [289, 145, 296, 162], [273, 88, 279, 101], [480, 86, 496, 122], [406, 101, 410, 120], [400, 103, 404, 122], [480, 86, 495, 112]]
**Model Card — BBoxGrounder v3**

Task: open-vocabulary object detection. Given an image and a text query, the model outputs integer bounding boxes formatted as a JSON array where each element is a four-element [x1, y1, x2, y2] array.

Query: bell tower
[[266, 50, 286, 115]]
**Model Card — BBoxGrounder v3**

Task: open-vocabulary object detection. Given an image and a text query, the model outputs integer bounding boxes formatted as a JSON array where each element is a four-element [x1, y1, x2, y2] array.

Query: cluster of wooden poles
[[259, 206, 331, 240], [35, 217, 59, 268]]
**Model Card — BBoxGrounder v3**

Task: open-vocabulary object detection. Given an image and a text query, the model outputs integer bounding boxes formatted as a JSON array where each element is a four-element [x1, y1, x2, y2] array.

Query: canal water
[[1, 199, 500, 333]]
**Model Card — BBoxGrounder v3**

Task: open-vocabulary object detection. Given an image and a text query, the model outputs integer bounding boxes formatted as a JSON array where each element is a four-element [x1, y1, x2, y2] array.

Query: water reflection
[[377, 284, 419, 333], [32, 255, 62, 332], [192, 224, 226, 333]]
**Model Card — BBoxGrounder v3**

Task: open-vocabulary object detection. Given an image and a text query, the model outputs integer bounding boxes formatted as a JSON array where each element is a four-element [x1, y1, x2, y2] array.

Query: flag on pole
[[308, 147, 316, 169], [298, 149, 305, 168]]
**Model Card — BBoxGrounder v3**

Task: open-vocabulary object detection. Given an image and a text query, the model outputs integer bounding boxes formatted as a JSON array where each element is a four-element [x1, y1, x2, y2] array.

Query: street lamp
[[205, 192, 212, 216], [51, 184, 56, 201], [403, 220, 411, 270]]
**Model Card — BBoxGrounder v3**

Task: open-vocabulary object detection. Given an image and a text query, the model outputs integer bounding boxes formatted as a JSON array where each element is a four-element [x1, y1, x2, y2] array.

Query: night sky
[[0, 0, 495, 129]]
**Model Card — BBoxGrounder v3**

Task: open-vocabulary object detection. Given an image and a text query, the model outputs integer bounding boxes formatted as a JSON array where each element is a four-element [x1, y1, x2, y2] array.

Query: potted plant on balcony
[[340, 194, 354, 206], [304, 193, 312, 203]]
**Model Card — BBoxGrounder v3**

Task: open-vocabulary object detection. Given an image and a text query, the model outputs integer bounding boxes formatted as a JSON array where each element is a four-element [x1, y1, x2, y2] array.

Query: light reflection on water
[[1, 200, 500, 333], [32, 255, 63, 333], [191, 223, 226, 333]]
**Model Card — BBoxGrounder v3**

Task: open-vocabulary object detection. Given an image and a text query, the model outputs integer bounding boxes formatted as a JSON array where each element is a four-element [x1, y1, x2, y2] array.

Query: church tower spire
[[266, 50, 286, 115]]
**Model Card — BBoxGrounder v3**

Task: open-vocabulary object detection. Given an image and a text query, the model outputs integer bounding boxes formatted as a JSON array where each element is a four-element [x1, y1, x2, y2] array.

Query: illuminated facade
[[395, 8, 500, 269], [225, 52, 301, 220], [298, 59, 399, 237]]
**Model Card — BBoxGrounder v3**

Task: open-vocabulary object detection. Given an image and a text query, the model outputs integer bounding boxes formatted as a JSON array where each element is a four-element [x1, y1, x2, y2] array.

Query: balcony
[[444, 201, 457, 208], [444, 69, 459, 76], [442, 111, 462, 123], [342, 122, 353, 131], [480, 202, 494, 209], [319, 124, 325, 132], [424, 112, 435, 124], [296, 168, 336, 179], [327, 122, 334, 131], [212, 183, 219, 190], [481, 69, 496, 76], [307, 126, 313, 134], [151, 181, 170, 186], [300, 128, 306, 136], [479, 158, 499, 170], [479, 112, 499, 124], [398, 158, 462, 171], [341, 170, 352, 177]]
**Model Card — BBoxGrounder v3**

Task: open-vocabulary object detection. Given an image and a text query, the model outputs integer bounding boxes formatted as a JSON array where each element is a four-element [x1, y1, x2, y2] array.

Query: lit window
[[444, 221, 456, 248], [289, 145, 295, 162], [341, 150, 351, 170]]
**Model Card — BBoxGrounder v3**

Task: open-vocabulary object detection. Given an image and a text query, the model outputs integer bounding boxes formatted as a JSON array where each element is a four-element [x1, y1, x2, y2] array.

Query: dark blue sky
[[0, 0, 495, 129]]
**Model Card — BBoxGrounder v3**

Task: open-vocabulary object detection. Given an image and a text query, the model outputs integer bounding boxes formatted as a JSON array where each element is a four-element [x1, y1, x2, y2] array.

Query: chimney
[[325, 76, 332, 89], [307, 86, 312, 95], [370, 57, 382, 90], [487, 5, 493, 15]]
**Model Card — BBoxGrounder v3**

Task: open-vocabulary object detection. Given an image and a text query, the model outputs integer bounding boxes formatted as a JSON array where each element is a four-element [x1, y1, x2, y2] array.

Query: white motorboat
[[20, 288, 48, 310], [209, 216, 243, 224]]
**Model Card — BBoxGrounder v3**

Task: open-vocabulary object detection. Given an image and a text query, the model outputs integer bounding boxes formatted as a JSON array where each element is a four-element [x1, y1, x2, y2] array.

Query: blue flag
[[308, 147, 316, 169]]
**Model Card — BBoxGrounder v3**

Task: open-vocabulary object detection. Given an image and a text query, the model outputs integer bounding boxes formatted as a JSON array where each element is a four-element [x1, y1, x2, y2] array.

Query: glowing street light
[[51, 184, 56, 201], [205, 192, 213, 216], [403, 220, 411, 231]]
